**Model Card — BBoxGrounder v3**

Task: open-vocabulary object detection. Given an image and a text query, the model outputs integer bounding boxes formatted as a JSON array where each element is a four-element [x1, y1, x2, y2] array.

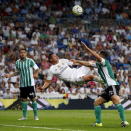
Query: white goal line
[[0, 124, 85, 131]]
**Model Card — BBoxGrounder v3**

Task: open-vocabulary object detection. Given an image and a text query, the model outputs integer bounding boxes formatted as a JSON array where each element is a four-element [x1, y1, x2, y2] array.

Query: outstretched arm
[[41, 69, 53, 91], [80, 41, 103, 62], [71, 59, 95, 67], [4, 72, 19, 78], [41, 80, 52, 90]]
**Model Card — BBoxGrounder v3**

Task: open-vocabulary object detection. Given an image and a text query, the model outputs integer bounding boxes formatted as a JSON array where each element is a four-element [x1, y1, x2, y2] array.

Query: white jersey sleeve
[[47, 69, 53, 80], [62, 59, 73, 66]]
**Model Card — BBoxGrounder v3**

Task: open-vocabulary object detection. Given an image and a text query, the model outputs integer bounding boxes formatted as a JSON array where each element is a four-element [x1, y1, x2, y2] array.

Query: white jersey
[[47, 59, 91, 83]]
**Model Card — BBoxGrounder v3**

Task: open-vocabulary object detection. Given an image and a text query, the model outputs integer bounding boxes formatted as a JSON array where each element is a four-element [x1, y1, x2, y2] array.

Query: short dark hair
[[19, 48, 27, 52], [48, 52, 54, 62], [100, 50, 109, 58]]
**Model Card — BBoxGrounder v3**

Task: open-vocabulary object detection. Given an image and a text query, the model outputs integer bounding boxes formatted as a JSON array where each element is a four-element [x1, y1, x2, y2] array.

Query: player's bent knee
[[94, 97, 106, 106], [94, 101, 99, 106], [94, 100, 101, 106], [111, 95, 121, 104], [112, 100, 120, 104]]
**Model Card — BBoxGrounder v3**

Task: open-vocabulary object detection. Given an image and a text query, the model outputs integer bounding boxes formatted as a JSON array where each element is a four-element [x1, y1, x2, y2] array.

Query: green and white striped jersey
[[96, 58, 119, 86], [16, 57, 39, 87]]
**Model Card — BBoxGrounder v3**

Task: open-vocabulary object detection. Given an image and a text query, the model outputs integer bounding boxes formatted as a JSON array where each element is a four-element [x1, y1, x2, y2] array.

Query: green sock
[[32, 101, 38, 117], [94, 106, 102, 123], [21, 101, 28, 118], [115, 104, 126, 121]]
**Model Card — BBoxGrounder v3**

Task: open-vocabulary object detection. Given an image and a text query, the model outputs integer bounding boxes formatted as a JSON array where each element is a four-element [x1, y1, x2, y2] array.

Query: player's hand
[[33, 74, 38, 79], [40, 86, 45, 92]]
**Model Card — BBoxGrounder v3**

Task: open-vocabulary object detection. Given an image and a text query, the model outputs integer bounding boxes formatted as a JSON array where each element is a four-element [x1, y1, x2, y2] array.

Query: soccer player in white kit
[[41, 53, 102, 90]]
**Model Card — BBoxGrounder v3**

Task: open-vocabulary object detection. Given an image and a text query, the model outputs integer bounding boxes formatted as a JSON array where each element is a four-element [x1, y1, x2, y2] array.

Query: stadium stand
[[0, 0, 130, 99]]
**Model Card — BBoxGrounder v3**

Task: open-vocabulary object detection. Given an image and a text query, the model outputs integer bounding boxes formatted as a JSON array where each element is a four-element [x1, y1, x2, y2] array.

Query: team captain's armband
[[33, 64, 39, 70], [30, 59, 39, 70]]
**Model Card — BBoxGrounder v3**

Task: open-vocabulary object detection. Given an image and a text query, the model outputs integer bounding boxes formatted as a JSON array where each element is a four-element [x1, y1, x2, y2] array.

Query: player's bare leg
[[94, 97, 106, 106], [82, 75, 103, 83], [111, 95, 129, 127]]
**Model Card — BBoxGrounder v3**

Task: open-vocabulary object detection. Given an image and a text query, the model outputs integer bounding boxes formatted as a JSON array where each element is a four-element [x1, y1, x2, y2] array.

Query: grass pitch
[[0, 110, 131, 131]]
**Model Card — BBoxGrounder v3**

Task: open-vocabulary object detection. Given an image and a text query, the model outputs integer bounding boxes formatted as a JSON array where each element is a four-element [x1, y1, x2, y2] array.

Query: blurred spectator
[[3, 88, 13, 99], [0, 0, 130, 99]]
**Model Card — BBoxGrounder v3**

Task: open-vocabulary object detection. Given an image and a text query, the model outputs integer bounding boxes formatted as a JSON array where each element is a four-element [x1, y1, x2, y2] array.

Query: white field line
[[0, 124, 85, 131]]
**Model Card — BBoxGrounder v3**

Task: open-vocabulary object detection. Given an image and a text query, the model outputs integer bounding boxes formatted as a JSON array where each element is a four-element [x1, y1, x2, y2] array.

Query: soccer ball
[[72, 5, 83, 16]]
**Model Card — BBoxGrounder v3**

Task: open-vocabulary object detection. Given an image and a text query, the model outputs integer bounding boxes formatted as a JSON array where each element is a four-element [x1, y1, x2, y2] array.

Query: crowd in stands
[[0, 0, 130, 99]]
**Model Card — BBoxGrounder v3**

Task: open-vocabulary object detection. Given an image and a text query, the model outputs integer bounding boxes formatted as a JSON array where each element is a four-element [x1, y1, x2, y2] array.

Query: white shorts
[[60, 66, 92, 83]]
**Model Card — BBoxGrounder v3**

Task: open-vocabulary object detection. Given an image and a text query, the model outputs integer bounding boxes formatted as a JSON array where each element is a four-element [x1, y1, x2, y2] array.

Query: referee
[[5, 48, 39, 120]]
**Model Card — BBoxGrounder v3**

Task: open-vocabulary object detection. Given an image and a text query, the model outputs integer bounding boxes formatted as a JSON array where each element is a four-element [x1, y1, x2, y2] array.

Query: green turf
[[0, 110, 130, 131]]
